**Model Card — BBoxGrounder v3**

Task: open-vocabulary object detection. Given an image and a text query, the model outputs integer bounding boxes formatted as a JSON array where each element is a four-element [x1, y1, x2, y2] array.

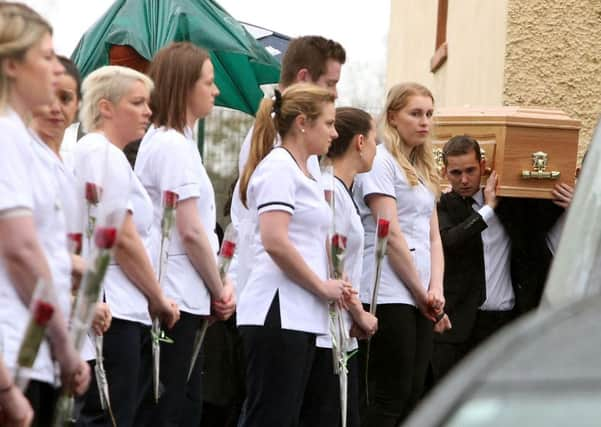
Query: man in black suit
[[431, 135, 565, 382]]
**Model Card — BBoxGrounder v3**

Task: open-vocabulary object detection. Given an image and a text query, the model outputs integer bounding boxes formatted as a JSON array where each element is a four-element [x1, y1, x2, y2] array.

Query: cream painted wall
[[386, 0, 508, 107], [504, 0, 601, 152]]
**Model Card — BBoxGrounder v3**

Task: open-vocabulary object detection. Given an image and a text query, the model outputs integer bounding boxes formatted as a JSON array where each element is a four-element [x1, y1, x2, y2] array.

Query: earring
[[301, 128, 305, 133]]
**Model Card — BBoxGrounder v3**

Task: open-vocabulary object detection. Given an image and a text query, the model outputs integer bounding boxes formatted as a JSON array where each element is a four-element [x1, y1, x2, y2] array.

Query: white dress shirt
[[472, 190, 515, 311]]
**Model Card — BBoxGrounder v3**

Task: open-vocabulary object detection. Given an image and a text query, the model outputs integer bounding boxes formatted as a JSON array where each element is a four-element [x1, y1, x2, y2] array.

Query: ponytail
[[240, 97, 276, 208]]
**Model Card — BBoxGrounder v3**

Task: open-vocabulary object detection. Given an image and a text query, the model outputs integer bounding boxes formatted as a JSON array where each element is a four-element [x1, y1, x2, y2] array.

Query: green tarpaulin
[[71, 0, 281, 115]]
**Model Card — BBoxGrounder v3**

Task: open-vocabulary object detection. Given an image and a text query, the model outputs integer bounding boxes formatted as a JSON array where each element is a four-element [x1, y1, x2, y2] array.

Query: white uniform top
[[230, 126, 322, 296], [135, 125, 218, 315], [316, 177, 363, 350], [237, 147, 330, 334], [354, 144, 435, 306], [73, 132, 152, 325], [0, 109, 72, 384]]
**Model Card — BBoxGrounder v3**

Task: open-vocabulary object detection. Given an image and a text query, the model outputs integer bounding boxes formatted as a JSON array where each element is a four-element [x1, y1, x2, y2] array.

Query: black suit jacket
[[436, 191, 563, 343]]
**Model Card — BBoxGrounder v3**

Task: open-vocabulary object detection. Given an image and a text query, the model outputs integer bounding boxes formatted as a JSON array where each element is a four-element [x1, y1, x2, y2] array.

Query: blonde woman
[[73, 66, 179, 427], [354, 82, 445, 425], [0, 2, 90, 424]]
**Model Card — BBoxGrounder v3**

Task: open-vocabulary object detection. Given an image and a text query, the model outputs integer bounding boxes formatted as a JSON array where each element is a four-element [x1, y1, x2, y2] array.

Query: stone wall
[[504, 0, 601, 154]]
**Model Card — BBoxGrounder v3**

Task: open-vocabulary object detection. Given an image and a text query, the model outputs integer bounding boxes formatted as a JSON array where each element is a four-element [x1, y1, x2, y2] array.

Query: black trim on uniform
[[275, 146, 317, 182], [257, 201, 295, 211], [335, 176, 360, 216], [362, 192, 397, 203]]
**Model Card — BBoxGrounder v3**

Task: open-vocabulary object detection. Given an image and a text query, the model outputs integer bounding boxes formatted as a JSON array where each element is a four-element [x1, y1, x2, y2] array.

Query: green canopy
[[71, 0, 281, 115]]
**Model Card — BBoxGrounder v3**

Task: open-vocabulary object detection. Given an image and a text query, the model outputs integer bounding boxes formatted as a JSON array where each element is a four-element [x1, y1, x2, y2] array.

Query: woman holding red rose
[[73, 65, 180, 427], [300, 107, 379, 427], [0, 3, 90, 424], [353, 82, 446, 425], [134, 42, 235, 427]]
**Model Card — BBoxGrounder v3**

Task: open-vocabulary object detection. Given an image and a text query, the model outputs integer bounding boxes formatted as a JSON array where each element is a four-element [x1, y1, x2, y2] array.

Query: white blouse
[[135, 125, 218, 316], [316, 176, 363, 350], [0, 110, 71, 384], [237, 147, 330, 334], [354, 144, 435, 306], [73, 132, 152, 325]]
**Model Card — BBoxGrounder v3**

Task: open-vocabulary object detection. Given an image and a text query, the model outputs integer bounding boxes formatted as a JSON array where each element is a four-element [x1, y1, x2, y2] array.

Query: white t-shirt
[[73, 132, 152, 325], [237, 147, 330, 334], [135, 125, 218, 316], [0, 110, 72, 384], [316, 176, 363, 350], [354, 144, 435, 306]]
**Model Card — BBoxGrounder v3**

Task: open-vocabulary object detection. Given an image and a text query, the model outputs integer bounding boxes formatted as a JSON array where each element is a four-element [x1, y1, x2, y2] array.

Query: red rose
[[67, 232, 83, 254], [85, 182, 100, 204], [163, 191, 179, 209], [332, 233, 347, 249], [377, 218, 390, 238], [33, 300, 54, 326], [221, 240, 236, 258], [95, 226, 117, 249]]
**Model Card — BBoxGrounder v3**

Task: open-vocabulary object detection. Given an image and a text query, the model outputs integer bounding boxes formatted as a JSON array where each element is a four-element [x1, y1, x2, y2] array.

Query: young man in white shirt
[[431, 135, 565, 383]]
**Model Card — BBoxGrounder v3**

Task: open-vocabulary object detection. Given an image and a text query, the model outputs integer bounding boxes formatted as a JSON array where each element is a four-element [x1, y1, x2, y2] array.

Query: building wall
[[504, 0, 601, 152], [386, 0, 508, 107]]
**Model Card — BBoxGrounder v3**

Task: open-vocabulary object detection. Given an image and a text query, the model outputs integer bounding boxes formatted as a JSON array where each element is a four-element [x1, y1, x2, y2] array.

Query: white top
[[546, 211, 566, 256], [316, 177, 363, 350], [354, 144, 435, 306], [135, 125, 218, 315], [230, 126, 322, 295], [472, 191, 515, 311], [236, 147, 330, 334], [73, 132, 152, 325], [0, 110, 71, 384]]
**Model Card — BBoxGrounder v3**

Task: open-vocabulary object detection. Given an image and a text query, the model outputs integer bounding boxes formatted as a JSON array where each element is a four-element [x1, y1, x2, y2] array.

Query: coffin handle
[[521, 151, 560, 179]]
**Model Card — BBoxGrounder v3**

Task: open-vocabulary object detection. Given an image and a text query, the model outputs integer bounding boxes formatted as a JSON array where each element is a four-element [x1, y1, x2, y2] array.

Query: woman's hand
[[149, 295, 180, 329], [427, 289, 445, 316], [354, 310, 378, 338], [433, 313, 452, 334], [0, 384, 34, 427], [321, 279, 347, 301], [91, 303, 112, 336], [212, 276, 236, 321]]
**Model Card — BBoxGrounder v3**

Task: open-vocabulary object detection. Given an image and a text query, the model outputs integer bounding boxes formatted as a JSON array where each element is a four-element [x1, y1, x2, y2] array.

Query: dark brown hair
[[58, 55, 81, 100], [147, 42, 210, 132], [442, 135, 481, 165], [327, 107, 373, 159], [239, 83, 336, 207], [280, 36, 346, 87]]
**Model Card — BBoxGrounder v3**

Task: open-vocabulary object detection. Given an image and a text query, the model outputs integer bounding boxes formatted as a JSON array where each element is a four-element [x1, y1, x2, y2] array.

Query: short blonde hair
[[80, 65, 154, 132], [0, 2, 52, 112]]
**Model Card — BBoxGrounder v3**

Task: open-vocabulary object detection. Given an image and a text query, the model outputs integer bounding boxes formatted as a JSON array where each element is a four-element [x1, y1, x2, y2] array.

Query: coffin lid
[[434, 106, 581, 130]]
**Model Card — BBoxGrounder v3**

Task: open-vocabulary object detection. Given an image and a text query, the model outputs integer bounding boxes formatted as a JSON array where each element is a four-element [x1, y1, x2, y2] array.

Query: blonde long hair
[[239, 83, 336, 208], [0, 2, 52, 113], [381, 82, 440, 196]]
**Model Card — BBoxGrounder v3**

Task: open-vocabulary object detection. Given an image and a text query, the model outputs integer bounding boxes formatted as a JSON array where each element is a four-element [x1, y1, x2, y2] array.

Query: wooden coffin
[[432, 107, 580, 199]]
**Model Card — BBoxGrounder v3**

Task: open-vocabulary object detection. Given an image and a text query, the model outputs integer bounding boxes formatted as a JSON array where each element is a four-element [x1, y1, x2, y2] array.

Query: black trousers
[[238, 294, 316, 427], [136, 310, 204, 427], [432, 309, 516, 383], [360, 303, 433, 427], [76, 318, 151, 427], [25, 379, 59, 426], [300, 346, 360, 427]]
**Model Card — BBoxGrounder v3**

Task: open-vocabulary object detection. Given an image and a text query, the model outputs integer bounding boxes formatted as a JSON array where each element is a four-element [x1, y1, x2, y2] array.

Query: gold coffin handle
[[521, 151, 560, 180]]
